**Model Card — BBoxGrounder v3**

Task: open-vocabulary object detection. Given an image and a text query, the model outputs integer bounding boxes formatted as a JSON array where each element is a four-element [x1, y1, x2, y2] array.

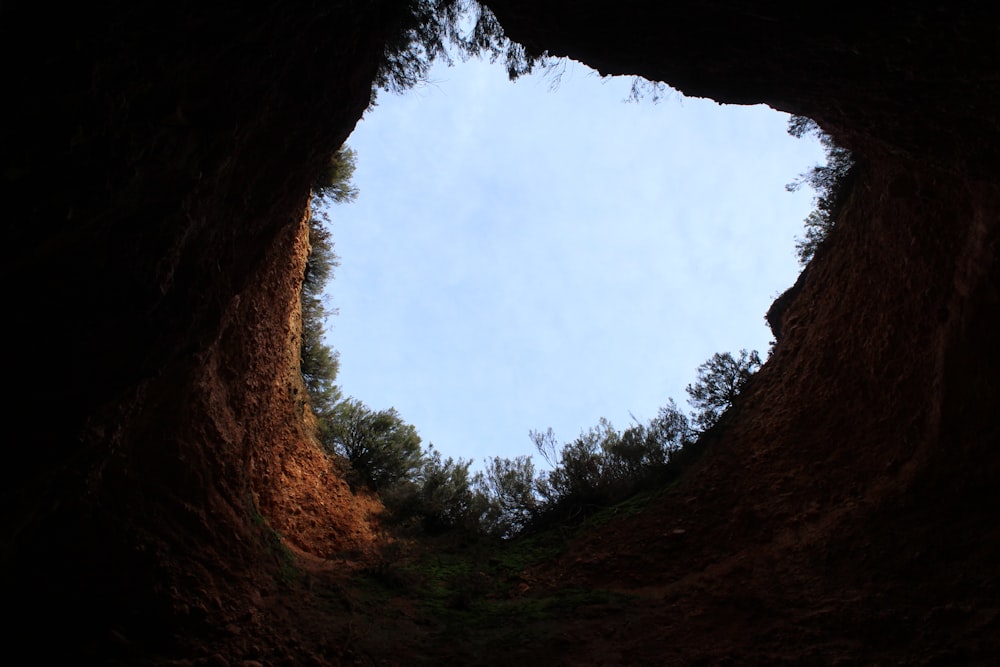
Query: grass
[[306, 480, 698, 662], [333, 521, 635, 661], [249, 498, 301, 585], [579, 483, 671, 531]]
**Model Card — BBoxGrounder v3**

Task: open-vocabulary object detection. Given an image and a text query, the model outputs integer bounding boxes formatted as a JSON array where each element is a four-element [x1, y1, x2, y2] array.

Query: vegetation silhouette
[[785, 115, 856, 266]]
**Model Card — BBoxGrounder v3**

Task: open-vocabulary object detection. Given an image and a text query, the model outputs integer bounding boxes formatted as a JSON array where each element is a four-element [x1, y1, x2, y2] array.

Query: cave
[[3, 2, 997, 664]]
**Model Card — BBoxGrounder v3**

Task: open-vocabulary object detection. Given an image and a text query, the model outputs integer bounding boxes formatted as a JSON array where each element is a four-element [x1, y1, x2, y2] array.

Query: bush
[[480, 455, 539, 538], [323, 399, 423, 492], [414, 448, 487, 533], [374, 0, 544, 97], [685, 349, 762, 432], [786, 116, 855, 265]]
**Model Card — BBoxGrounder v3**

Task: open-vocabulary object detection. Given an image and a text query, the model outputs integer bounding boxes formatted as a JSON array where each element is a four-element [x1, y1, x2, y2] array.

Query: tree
[[794, 209, 835, 268], [313, 146, 359, 206], [529, 427, 559, 468], [300, 147, 356, 418], [786, 115, 855, 265], [605, 422, 652, 480], [686, 349, 762, 432], [414, 447, 486, 532], [373, 0, 545, 101], [481, 455, 539, 538], [324, 399, 424, 491], [598, 401, 693, 479], [301, 212, 342, 414], [649, 399, 692, 450], [542, 420, 610, 504], [534, 417, 638, 509]]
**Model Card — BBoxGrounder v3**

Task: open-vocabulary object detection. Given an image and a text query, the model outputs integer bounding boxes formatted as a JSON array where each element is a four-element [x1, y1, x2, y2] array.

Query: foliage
[[304, 337, 760, 542], [685, 349, 762, 432], [324, 398, 424, 491], [532, 401, 692, 516], [794, 209, 835, 268], [624, 77, 672, 104], [303, 216, 338, 299], [301, 219, 342, 413], [300, 148, 355, 418], [530, 427, 559, 468], [374, 0, 546, 101], [536, 418, 617, 506], [313, 146, 358, 206], [480, 455, 539, 538], [385, 447, 489, 533], [465, 351, 758, 539], [646, 399, 693, 460], [786, 115, 855, 265], [320, 398, 487, 534]]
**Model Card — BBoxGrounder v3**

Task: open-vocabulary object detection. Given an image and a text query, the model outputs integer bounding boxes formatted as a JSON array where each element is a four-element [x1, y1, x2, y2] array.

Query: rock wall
[[2, 1, 397, 657]]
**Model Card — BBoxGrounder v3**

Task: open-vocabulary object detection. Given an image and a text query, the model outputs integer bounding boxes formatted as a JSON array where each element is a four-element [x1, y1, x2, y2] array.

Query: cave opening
[[313, 55, 826, 473]]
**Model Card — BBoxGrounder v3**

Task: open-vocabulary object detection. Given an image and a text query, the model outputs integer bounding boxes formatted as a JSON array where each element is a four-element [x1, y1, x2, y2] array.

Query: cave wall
[[2, 1, 400, 655], [487, 1, 1000, 177], [2, 0, 997, 661]]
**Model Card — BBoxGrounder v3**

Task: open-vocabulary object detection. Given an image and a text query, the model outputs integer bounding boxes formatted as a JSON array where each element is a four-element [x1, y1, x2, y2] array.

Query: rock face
[[2, 1, 997, 663], [3, 2, 394, 657], [489, 2, 1000, 176]]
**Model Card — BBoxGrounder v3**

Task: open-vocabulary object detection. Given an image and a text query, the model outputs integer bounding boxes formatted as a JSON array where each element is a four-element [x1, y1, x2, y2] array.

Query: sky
[[319, 56, 825, 473]]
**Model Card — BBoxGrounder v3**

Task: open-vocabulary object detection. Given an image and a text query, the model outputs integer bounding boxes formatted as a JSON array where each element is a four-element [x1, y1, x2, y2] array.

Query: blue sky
[[319, 57, 824, 472]]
